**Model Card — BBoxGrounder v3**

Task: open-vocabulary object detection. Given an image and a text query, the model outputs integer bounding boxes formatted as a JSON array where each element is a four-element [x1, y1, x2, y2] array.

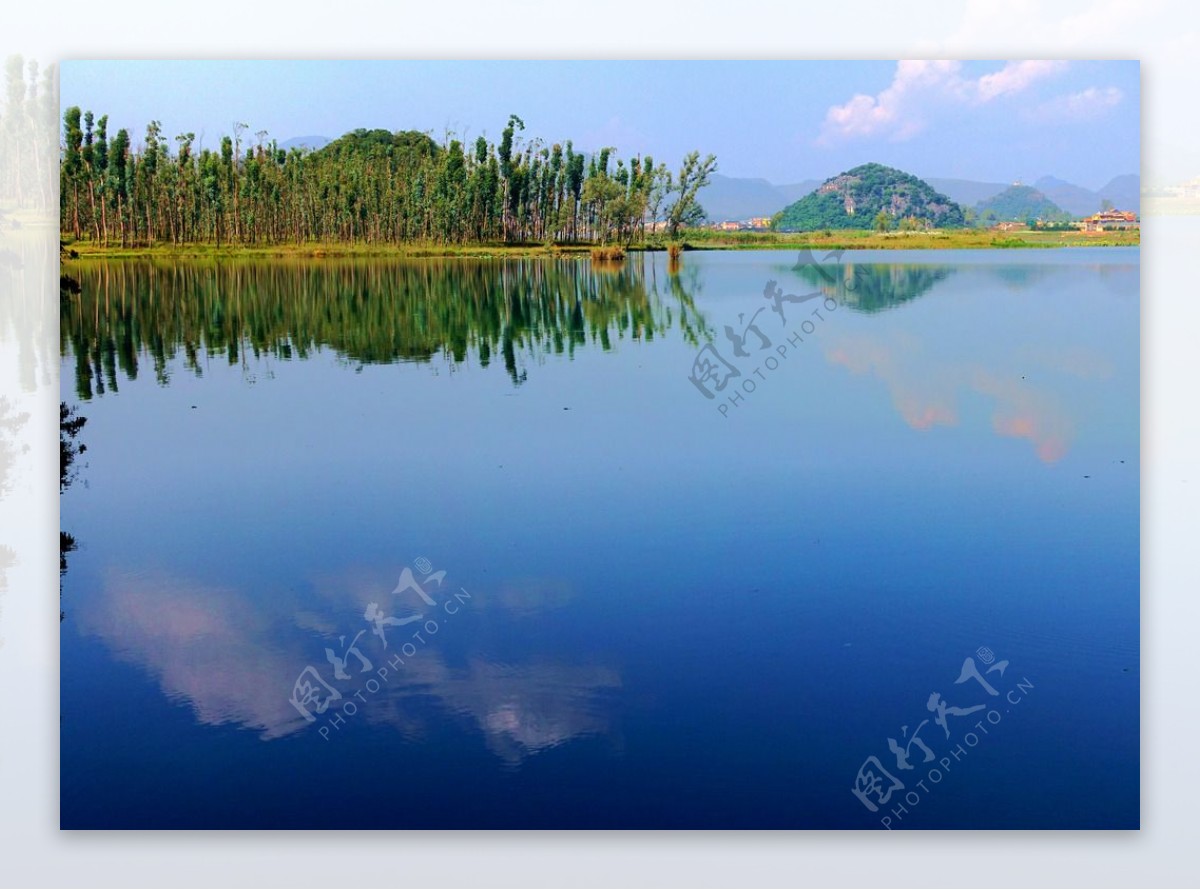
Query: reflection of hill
[[61, 257, 706, 397], [795, 262, 954, 314], [986, 264, 1060, 291]]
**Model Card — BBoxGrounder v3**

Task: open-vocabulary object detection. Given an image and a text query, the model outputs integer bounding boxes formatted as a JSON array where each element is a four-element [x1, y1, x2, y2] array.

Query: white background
[[1, 1, 1197, 886]]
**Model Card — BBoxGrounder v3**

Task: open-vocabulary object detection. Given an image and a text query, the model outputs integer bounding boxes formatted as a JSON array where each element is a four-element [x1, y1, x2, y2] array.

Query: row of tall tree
[[60, 109, 717, 248], [1, 56, 58, 213]]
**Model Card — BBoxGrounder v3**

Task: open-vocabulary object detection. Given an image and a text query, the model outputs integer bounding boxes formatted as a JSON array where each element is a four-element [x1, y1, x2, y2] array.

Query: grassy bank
[[61, 225, 1139, 260], [62, 240, 597, 260], [675, 227, 1141, 250]]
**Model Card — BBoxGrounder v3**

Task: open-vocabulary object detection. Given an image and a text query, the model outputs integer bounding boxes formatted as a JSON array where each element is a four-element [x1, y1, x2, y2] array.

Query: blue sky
[[60, 60, 1139, 189]]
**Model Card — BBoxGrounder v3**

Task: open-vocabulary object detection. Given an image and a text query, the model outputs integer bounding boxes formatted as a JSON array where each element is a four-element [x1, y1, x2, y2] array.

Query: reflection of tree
[[59, 402, 87, 490], [663, 259, 709, 348], [61, 257, 708, 396], [60, 404, 87, 620], [59, 264, 88, 620], [795, 262, 954, 314], [59, 403, 87, 621]]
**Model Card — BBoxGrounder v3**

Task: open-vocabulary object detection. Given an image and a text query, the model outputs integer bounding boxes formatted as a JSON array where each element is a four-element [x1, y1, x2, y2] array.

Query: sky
[[60, 60, 1140, 190]]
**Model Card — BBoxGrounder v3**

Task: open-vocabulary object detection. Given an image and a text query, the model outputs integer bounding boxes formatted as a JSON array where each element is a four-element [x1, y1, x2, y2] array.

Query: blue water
[[60, 249, 1139, 828]]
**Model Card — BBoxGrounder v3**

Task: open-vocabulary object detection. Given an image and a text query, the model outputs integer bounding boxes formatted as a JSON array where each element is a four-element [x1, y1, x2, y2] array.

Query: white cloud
[[976, 60, 1068, 101], [820, 59, 1068, 143], [1033, 86, 1124, 121], [822, 60, 962, 141]]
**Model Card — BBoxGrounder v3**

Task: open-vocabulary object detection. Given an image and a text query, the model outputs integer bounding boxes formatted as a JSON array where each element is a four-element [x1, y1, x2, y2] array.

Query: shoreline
[[60, 228, 1140, 260]]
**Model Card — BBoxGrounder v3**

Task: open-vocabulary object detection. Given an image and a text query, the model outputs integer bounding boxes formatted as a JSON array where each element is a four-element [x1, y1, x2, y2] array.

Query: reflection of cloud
[[352, 656, 621, 766], [433, 660, 620, 765], [78, 567, 620, 760], [308, 565, 404, 613], [827, 334, 959, 431], [972, 370, 1072, 463], [78, 570, 311, 740], [1017, 344, 1114, 381], [826, 334, 1076, 463]]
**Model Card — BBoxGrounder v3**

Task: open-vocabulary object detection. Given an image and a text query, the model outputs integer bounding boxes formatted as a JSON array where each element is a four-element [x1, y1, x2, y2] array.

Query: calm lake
[[59, 248, 1139, 829]]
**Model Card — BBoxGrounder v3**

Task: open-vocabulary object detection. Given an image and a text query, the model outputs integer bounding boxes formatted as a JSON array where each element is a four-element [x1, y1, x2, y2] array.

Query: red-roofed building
[[1081, 210, 1139, 231]]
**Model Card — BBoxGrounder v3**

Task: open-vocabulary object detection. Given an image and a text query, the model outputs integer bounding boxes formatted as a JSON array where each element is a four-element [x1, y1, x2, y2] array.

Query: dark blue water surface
[[60, 249, 1139, 828]]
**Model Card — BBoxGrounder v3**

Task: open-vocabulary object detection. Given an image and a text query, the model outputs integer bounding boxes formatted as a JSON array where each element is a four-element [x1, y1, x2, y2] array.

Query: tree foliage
[[666, 151, 718, 238], [60, 108, 711, 247]]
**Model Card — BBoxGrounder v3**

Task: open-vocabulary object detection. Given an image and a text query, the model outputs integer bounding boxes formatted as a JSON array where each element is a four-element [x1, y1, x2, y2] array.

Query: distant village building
[[704, 217, 773, 232], [1080, 209, 1139, 232]]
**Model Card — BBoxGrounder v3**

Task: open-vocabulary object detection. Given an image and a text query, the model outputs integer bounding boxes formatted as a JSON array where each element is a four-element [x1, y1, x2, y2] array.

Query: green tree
[[667, 151, 717, 238], [58, 107, 716, 250], [62, 106, 84, 238]]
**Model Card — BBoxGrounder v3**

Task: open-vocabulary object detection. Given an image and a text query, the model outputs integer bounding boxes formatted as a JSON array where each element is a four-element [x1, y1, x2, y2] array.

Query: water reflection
[[795, 261, 954, 313], [826, 333, 1075, 461], [794, 258, 1136, 463], [361, 658, 621, 766], [60, 256, 709, 397], [59, 248, 1138, 827], [76, 566, 620, 763]]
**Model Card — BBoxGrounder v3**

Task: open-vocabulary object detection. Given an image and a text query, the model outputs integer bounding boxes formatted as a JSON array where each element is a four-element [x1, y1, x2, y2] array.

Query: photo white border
[[2, 1, 1195, 886]]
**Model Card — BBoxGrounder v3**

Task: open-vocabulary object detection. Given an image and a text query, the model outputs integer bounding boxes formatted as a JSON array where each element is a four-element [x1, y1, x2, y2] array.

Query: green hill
[[975, 185, 1071, 222], [313, 128, 441, 166], [773, 163, 966, 231]]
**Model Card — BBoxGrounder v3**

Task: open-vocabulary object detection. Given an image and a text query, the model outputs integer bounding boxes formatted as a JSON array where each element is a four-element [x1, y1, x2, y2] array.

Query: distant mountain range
[[280, 134, 1137, 222], [924, 178, 1011, 207], [975, 185, 1071, 222], [1033, 174, 1140, 217], [699, 171, 1139, 222], [694, 175, 820, 223], [279, 135, 332, 151]]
